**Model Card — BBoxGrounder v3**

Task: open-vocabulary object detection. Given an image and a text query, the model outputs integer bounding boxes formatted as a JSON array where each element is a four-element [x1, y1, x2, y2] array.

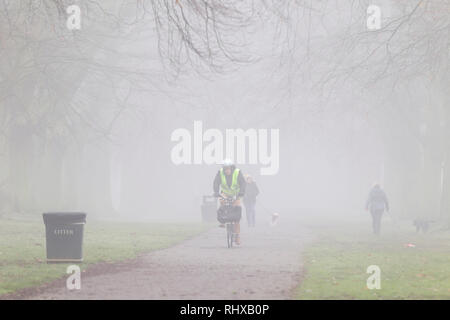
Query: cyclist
[[213, 159, 246, 245]]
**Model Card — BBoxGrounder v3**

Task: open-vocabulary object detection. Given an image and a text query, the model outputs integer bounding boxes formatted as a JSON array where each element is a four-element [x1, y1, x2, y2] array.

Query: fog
[[0, 0, 448, 224]]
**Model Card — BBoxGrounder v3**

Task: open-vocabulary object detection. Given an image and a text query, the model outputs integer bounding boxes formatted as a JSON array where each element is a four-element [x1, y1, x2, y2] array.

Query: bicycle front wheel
[[227, 224, 233, 248]]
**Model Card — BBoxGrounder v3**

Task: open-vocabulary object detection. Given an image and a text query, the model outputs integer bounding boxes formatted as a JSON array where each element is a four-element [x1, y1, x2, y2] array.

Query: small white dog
[[270, 212, 279, 227]]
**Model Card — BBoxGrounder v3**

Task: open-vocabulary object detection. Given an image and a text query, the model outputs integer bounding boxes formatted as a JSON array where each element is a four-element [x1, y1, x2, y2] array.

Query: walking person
[[243, 174, 259, 227], [366, 183, 389, 235]]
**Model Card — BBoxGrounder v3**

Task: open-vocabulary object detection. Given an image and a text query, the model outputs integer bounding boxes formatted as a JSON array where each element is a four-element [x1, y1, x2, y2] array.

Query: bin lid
[[43, 212, 87, 224], [203, 195, 217, 204]]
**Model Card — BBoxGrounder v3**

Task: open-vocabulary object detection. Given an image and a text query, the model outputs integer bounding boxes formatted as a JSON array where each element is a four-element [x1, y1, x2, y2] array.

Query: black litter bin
[[201, 196, 217, 222], [43, 212, 87, 263]]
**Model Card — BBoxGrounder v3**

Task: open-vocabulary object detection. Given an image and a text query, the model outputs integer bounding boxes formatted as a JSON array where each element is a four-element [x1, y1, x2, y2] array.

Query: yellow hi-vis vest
[[220, 168, 240, 196]]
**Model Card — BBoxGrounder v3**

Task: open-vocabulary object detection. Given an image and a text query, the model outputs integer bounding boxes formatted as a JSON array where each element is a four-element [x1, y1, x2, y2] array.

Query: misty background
[[0, 0, 448, 223]]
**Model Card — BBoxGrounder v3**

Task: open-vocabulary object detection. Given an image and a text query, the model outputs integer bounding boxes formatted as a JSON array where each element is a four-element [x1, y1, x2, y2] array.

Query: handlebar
[[214, 193, 236, 199], [213, 193, 239, 203]]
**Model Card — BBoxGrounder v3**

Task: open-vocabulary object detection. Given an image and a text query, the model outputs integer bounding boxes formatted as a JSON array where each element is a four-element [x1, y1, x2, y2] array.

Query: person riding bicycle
[[213, 159, 246, 245]]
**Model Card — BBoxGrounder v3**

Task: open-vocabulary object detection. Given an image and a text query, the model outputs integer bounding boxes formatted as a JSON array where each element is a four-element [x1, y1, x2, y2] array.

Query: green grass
[[0, 217, 209, 296], [295, 218, 450, 300]]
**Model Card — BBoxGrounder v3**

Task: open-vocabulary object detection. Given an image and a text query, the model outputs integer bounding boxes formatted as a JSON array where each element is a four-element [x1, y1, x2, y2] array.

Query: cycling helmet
[[222, 158, 234, 169]]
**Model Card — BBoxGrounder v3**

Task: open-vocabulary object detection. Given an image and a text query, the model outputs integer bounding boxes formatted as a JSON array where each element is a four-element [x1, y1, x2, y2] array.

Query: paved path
[[29, 217, 313, 299]]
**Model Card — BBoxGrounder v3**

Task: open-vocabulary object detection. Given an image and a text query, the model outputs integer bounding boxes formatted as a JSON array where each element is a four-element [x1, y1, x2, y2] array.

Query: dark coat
[[244, 182, 259, 205], [366, 186, 389, 213]]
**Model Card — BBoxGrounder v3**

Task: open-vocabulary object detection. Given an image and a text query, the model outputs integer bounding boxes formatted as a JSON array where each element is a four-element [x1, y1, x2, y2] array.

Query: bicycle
[[215, 193, 239, 248]]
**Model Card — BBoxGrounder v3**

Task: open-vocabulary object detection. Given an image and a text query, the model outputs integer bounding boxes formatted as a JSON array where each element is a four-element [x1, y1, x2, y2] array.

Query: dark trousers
[[371, 210, 383, 235], [244, 201, 256, 227]]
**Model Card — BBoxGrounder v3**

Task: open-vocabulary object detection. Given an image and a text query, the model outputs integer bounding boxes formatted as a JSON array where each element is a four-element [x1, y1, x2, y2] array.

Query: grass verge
[[295, 218, 450, 299], [0, 217, 209, 296]]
